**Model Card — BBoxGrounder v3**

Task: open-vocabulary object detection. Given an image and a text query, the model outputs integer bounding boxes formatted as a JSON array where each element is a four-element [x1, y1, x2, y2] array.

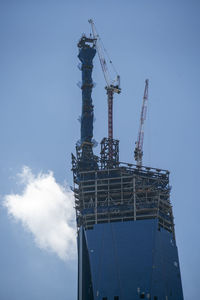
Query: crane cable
[[89, 21, 119, 83], [98, 34, 119, 76]]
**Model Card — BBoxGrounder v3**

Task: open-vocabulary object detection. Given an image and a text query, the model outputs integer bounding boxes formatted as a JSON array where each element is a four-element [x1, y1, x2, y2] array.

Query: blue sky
[[0, 0, 200, 299]]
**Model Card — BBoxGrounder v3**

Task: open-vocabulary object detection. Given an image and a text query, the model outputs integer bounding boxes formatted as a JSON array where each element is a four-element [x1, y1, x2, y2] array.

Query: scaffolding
[[72, 157, 174, 237]]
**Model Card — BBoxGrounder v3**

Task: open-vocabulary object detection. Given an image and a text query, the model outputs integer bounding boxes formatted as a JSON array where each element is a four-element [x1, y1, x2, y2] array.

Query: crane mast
[[88, 19, 121, 146], [134, 79, 149, 166]]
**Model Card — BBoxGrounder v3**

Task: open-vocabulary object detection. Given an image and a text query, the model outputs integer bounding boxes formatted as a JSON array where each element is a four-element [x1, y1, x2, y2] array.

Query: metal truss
[[72, 161, 174, 237]]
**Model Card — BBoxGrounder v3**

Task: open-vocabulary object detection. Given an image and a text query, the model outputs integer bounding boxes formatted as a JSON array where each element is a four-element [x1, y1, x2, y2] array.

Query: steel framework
[[72, 158, 174, 237]]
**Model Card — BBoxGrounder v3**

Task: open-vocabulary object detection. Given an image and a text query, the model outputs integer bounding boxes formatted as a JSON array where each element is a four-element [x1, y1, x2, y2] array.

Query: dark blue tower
[[72, 34, 184, 300], [75, 36, 98, 171]]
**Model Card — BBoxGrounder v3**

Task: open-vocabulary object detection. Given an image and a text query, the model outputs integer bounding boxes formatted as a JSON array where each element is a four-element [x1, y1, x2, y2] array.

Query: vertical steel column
[[107, 88, 114, 160], [107, 88, 113, 140]]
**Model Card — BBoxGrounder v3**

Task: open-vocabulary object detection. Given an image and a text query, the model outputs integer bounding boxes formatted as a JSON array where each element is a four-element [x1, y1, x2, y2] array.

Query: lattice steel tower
[[72, 32, 184, 300]]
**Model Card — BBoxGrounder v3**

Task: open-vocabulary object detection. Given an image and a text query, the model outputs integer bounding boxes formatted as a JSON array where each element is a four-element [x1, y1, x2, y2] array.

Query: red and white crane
[[134, 79, 149, 166], [88, 19, 121, 143]]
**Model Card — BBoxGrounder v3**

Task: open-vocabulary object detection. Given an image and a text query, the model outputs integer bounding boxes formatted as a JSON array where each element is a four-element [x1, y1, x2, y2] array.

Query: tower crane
[[88, 19, 121, 145], [134, 79, 149, 166]]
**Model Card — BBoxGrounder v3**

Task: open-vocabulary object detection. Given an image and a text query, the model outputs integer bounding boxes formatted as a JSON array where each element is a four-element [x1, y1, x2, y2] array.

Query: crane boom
[[88, 19, 121, 144], [134, 79, 149, 166], [89, 19, 110, 88]]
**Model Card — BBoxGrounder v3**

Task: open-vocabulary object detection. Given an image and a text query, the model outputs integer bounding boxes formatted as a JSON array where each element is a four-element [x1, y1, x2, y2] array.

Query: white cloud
[[4, 166, 76, 261]]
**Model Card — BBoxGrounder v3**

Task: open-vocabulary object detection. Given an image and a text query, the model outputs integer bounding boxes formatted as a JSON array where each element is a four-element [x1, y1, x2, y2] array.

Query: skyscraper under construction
[[72, 24, 184, 300]]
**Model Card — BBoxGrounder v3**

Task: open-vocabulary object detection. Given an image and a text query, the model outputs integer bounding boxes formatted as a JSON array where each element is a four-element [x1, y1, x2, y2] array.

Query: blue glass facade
[[78, 220, 183, 300]]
